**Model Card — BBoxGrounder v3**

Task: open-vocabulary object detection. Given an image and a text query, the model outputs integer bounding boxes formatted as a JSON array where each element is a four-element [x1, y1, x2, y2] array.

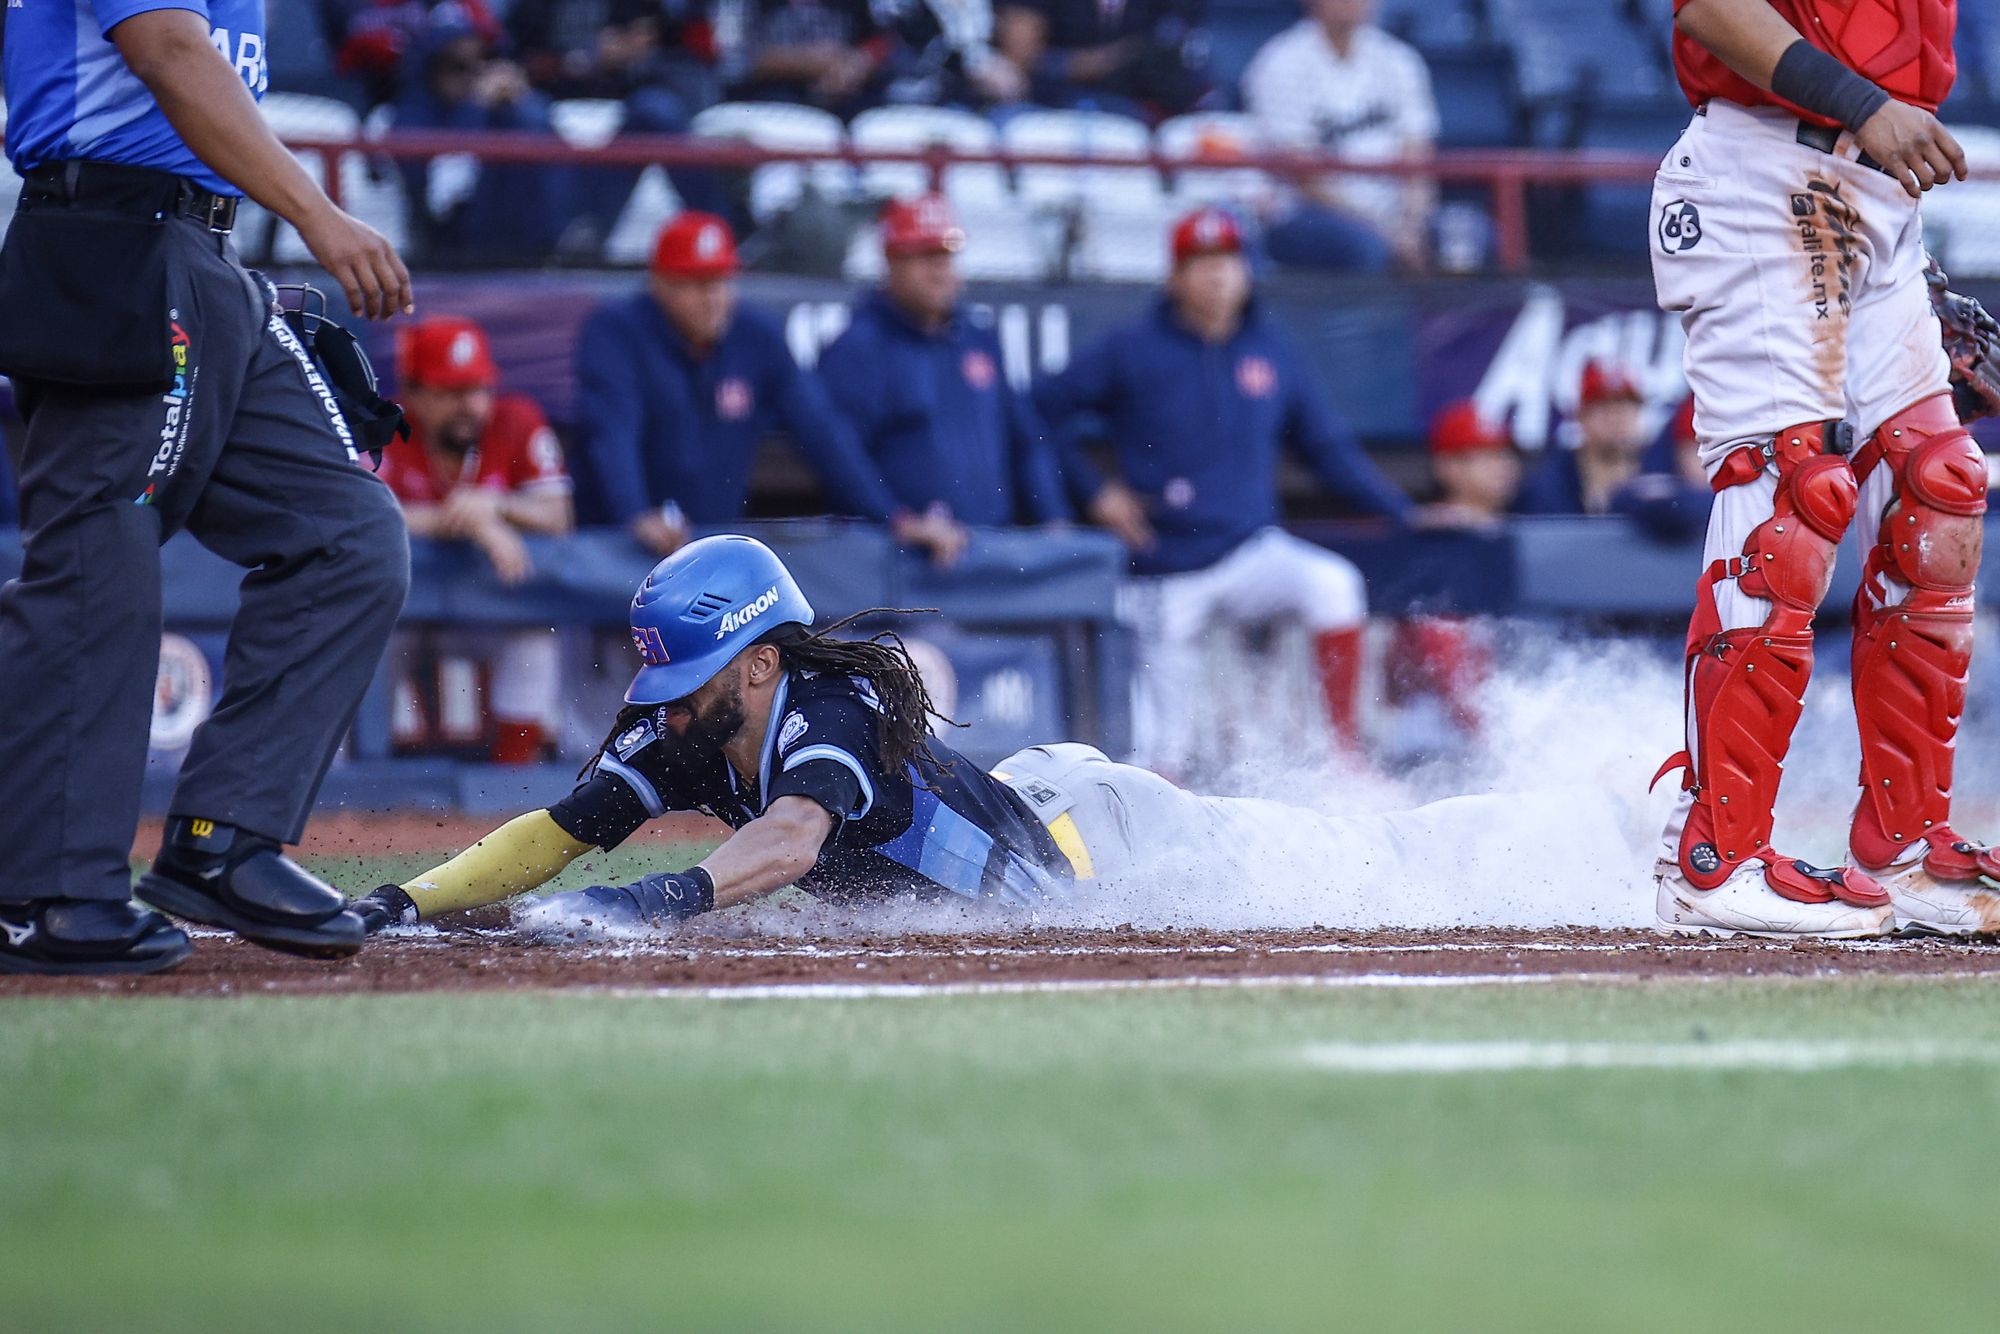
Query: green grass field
[[8, 976, 2000, 1331]]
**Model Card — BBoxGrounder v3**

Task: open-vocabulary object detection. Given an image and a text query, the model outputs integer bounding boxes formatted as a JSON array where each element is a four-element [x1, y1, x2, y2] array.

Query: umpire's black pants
[[0, 213, 410, 904]]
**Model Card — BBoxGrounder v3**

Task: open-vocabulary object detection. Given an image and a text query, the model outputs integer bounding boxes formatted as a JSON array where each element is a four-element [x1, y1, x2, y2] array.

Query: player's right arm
[[1675, 0, 1966, 198], [108, 9, 412, 318]]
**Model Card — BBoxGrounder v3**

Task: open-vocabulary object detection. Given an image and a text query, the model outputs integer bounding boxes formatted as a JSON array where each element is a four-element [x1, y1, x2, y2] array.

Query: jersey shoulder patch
[[778, 711, 809, 754], [612, 715, 657, 759]]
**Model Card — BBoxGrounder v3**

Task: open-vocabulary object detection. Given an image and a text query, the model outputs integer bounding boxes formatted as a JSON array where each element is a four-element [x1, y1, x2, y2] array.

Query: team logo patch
[[1791, 193, 1816, 218], [962, 349, 996, 390], [1658, 199, 1702, 254], [1689, 843, 1722, 876], [614, 717, 655, 758], [1236, 355, 1276, 398], [715, 376, 753, 421], [778, 711, 809, 753], [632, 625, 671, 665]]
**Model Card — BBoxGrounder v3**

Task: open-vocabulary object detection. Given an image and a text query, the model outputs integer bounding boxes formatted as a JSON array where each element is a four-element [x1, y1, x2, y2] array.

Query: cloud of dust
[[522, 622, 1999, 940]]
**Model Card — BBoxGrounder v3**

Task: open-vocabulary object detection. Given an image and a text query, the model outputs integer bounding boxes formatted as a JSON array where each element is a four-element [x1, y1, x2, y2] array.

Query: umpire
[[0, 0, 415, 974]]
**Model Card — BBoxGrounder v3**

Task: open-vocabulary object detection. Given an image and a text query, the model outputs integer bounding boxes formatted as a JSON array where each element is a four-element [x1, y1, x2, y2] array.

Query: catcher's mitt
[[1926, 256, 2000, 423]]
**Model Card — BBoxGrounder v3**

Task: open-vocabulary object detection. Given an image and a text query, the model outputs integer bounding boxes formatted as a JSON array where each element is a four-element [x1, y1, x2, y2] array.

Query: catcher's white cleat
[[1865, 839, 2000, 937], [1654, 859, 1893, 939]]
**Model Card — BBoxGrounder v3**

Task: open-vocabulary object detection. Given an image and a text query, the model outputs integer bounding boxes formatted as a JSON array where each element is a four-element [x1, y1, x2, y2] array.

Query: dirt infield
[[7, 925, 2000, 997]]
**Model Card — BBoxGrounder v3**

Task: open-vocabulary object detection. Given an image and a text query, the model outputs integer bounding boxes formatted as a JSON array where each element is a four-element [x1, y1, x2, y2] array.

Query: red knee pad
[[1739, 454, 1857, 615]]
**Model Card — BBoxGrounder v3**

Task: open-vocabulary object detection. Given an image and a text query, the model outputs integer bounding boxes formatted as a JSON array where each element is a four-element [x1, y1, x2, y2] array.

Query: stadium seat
[[1378, 0, 1483, 51], [550, 99, 626, 149], [1156, 112, 1272, 208], [847, 105, 1009, 207], [1490, 0, 1672, 107], [1003, 110, 1173, 283], [1572, 99, 1689, 257], [691, 102, 852, 224], [1425, 46, 1523, 150], [240, 93, 410, 265]]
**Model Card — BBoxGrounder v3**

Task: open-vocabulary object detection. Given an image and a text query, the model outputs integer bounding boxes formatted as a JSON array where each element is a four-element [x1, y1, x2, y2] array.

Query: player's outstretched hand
[[1855, 101, 1969, 199], [352, 885, 416, 936], [297, 202, 415, 321]]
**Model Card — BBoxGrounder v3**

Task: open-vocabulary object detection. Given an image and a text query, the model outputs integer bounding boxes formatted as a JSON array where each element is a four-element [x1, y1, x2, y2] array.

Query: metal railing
[[282, 130, 1663, 273]]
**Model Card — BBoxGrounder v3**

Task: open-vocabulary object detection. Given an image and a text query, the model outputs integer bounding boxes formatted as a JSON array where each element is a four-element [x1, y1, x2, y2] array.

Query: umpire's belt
[[20, 160, 238, 234]]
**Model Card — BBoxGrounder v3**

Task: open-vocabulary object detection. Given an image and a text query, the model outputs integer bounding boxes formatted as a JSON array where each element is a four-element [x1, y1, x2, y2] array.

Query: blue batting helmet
[[625, 535, 815, 704]]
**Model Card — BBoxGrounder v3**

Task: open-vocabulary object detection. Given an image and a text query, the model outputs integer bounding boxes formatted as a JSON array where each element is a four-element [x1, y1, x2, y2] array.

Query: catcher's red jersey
[[1673, 0, 1956, 124]]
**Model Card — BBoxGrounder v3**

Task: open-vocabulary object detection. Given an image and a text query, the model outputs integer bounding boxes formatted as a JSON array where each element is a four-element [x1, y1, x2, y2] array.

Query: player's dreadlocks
[[766, 609, 960, 775]]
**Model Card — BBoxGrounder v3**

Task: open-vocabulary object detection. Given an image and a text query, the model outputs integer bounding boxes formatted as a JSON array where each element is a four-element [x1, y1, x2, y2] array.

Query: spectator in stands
[[325, 0, 507, 109], [1034, 207, 1440, 772], [992, 0, 1210, 118], [1380, 399, 1514, 763], [507, 0, 726, 239], [1515, 361, 1649, 516], [1615, 395, 1713, 542], [391, 8, 579, 261], [381, 317, 575, 762], [819, 196, 1071, 529], [714, 0, 1008, 115], [1424, 398, 1520, 521], [574, 212, 968, 562], [1241, 0, 1437, 273]]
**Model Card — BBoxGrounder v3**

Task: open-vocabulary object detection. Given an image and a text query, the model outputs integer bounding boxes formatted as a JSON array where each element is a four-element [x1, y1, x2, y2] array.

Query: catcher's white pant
[[1124, 528, 1366, 772], [999, 742, 1641, 924], [1650, 100, 1952, 856]]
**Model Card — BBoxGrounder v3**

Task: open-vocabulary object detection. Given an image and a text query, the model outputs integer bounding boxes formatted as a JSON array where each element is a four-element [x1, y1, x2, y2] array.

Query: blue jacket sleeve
[[574, 310, 655, 525], [1281, 348, 1413, 521], [776, 358, 902, 520], [1006, 382, 1073, 524], [1032, 335, 1122, 503]]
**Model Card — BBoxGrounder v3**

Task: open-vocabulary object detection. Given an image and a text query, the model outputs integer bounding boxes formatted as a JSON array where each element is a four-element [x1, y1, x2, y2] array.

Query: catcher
[[353, 535, 1601, 933], [1652, 0, 2000, 937]]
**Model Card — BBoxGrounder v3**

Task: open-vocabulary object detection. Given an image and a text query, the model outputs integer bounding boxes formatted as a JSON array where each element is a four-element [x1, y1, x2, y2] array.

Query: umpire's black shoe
[[137, 818, 365, 960], [0, 899, 193, 976]]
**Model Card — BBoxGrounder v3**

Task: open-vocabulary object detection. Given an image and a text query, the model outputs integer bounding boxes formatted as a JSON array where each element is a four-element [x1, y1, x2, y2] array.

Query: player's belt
[[1793, 122, 1883, 173], [21, 161, 238, 234], [991, 769, 1096, 880]]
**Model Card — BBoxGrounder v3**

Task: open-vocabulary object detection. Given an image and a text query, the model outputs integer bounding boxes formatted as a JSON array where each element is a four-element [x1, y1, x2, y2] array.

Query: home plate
[[1293, 1039, 2000, 1073]]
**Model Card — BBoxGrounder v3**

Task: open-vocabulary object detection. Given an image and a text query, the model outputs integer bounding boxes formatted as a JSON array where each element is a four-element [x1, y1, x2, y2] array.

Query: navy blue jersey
[[573, 293, 902, 526], [549, 669, 1073, 907], [817, 292, 1071, 527], [1034, 297, 1412, 575], [5, 0, 267, 196]]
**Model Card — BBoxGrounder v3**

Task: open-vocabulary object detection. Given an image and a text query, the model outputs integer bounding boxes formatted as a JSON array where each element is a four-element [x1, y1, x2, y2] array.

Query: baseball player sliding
[[1654, 0, 2000, 937], [351, 536, 1600, 934]]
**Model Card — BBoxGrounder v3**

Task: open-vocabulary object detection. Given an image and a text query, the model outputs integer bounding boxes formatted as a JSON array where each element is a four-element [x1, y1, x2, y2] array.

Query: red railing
[[283, 130, 1663, 273]]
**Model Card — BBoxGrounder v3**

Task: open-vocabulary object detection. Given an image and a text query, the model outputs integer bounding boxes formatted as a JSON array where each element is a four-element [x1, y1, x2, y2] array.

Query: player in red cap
[[1037, 205, 1465, 775], [1650, 0, 2000, 937], [1516, 360, 1652, 515], [818, 197, 1070, 529], [381, 314, 573, 762], [575, 211, 966, 563]]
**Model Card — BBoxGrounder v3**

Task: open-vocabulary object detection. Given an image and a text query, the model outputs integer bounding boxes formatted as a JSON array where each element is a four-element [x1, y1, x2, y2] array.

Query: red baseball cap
[[652, 211, 738, 279], [1429, 400, 1510, 455], [398, 315, 498, 391], [1579, 360, 1643, 406], [881, 194, 965, 258], [1171, 206, 1243, 265]]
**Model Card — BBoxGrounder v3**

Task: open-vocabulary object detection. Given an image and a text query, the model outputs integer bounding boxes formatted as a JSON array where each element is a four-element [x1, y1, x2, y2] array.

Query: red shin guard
[[1849, 395, 2000, 880], [1658, 422, 1886, 906]]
